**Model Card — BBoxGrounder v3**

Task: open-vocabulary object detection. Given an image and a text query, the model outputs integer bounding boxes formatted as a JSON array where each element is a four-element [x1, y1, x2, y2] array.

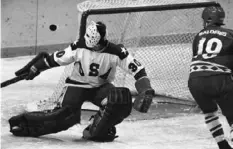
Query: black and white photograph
[[1, 0, 233, 149]]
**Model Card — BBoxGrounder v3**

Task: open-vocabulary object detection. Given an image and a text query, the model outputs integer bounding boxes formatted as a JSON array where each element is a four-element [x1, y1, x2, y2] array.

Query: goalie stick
[[1, 52, 48, 88], [1, 73, 28, 88]]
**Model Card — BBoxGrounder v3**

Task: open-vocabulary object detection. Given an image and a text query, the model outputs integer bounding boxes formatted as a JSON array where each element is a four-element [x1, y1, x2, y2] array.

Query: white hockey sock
[[204, 112, 226, 143], [230, 124, 233, 141]]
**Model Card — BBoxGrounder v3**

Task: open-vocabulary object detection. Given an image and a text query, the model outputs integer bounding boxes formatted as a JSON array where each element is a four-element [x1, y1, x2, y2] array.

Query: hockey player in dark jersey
[[188, 5, 233, 149], [8, 21, 155, 142]]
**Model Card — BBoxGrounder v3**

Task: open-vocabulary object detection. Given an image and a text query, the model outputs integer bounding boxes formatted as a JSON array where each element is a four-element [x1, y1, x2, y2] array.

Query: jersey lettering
[[99, 67, 112, 80], [77, 62, 102, 77], [76, 61, 84, 76], [89, 63, 100, 76], [197, 37, 223, 59]]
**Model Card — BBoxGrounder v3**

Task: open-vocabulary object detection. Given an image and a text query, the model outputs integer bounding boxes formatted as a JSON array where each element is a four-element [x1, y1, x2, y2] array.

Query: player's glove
[[26, 58, 48, 80], [15, 52, 50, 80], [133, 77, 155, 113]]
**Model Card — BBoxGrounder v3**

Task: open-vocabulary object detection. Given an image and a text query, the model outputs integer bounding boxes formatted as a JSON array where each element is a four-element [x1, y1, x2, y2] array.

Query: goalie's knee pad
[[9, 106, 80, 137], [107, 87, 132, 119], [83, 87, 132, 142]]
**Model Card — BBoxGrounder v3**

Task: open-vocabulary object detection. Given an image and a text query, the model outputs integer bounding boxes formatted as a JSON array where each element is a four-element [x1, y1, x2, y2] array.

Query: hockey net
[[36, 0, 219, 110]]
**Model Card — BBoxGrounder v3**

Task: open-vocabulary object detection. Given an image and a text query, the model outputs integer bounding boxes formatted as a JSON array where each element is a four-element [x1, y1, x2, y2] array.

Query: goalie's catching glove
[[133, 77, 155, 113], [15, 52, 51, 80]]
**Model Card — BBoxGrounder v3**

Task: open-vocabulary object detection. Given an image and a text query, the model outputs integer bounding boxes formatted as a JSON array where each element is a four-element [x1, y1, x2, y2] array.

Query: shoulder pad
[[226, 28, 233, 37], [103, 43, 129, 60], [70, 38, 87, 50]]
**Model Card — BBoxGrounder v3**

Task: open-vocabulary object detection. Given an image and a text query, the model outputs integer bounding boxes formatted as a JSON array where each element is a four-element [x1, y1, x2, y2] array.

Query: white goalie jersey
[[51, 39, 145, 88]]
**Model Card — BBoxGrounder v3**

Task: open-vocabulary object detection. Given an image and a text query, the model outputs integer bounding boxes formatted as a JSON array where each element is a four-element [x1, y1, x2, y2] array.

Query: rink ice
[[1, 56, 232, 149]]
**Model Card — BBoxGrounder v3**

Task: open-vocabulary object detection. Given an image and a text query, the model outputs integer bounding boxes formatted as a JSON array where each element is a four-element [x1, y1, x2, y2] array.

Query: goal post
[[35, 0, 220, 111]]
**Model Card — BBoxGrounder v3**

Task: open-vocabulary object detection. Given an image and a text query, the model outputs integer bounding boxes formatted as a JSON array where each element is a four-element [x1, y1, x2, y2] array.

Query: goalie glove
[[133, 77, 155, 113], [15, 52, 51, 80]]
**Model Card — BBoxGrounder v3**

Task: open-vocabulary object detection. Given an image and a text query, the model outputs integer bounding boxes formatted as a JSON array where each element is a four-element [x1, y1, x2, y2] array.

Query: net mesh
[[36, 0, 213, 110]]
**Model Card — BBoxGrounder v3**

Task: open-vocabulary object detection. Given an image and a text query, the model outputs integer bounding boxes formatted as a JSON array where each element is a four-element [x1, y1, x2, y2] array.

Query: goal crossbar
[[78, 1, 220, 38]]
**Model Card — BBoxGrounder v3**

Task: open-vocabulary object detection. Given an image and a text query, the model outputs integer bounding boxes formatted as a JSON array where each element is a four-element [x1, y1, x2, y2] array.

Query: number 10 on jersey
[[197, 37, 223, 59]]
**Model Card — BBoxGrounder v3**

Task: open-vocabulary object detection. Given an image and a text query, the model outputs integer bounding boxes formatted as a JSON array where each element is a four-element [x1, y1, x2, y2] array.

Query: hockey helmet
[[202, 6, 225, 27]]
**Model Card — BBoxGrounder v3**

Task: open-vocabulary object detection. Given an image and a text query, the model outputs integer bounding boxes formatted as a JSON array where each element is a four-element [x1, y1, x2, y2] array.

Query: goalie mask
[[84, 21, 107, 50]]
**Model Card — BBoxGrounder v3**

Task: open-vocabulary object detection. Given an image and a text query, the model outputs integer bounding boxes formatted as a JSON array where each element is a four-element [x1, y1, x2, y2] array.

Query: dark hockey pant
[[188, 74, 233, 125]]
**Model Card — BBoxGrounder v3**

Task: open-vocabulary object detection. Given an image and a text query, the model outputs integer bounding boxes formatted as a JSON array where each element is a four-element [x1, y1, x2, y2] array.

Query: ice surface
[[1, 56, 231, 149]]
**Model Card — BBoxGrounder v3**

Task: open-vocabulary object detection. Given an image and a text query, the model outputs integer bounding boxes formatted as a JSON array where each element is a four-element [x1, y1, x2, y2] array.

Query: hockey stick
[[1, 52, 48, 89], [81, 108, 98, 112], [15, 52, 47, 76], [1, 73, 28, 88]]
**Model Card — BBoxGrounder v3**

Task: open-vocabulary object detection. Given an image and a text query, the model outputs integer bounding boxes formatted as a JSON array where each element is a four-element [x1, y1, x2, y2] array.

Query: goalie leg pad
[[83, 87, 132, 142], [9, 106, 80, 137]]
